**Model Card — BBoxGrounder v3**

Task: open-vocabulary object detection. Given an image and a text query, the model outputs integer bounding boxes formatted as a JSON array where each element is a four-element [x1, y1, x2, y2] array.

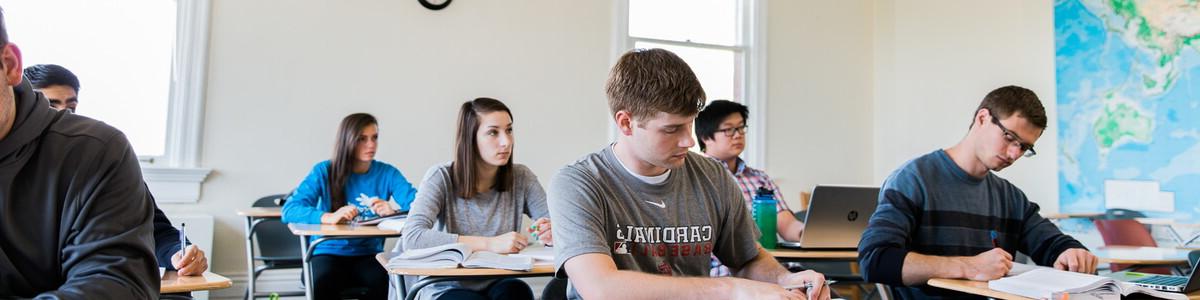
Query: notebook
[[386, 243, 534, 271], [988, 264, 1186, 300], [508, 243, 555, 261]]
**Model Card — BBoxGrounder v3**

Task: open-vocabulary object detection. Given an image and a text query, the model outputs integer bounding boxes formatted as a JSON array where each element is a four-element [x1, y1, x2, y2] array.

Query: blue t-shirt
[[282, 160, 417, 256]]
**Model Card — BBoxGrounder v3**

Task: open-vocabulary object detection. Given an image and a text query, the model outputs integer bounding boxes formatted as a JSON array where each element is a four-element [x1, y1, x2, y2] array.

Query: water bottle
[[752, 187, 778, 249]]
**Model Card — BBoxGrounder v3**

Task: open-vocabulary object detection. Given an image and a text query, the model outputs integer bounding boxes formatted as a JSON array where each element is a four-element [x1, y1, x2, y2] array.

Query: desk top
[[160, 271, 233, 294], [288, 223, 402, 236], [927, 278, 1029, 299], [767, 248, 858, 260], [374, 253, 555, 276], [1095, 246, 1192, 265], [236, 207, 281, 218], [1041, 212, 1104, 219], [928, 278, 1200, 299]]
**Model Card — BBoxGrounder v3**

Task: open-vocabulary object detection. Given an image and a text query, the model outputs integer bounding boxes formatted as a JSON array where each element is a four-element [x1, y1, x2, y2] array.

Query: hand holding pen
[[528, 218, 553, 246], [172, 223, 209, 276]]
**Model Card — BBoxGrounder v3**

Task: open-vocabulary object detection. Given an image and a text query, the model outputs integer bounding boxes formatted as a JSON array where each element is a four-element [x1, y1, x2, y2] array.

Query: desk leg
[[1165, 224, 1187, 246], [300, 236, 313, 300], [244, 216, 256, 300]]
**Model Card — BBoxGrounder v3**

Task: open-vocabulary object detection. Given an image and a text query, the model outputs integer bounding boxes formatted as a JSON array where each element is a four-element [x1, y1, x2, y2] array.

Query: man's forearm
[[732, 246, 791, 284], [901, 252, 966, 285], [577, 269, 736, 300]]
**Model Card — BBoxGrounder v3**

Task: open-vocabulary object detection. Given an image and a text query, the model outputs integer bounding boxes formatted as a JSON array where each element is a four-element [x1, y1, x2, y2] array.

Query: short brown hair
[[972, 85, 1048, 130], [605, 48, 705, 122], [452, 97, 514, 199]]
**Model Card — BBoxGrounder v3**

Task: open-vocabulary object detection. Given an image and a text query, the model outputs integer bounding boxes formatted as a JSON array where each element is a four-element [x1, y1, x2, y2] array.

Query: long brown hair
[[328, 113, 377, 212], [452, 98, 514, 199]]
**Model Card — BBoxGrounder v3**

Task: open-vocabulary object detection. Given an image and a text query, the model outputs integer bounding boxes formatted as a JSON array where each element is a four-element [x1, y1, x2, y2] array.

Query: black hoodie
[[0, 79, 157, 298]]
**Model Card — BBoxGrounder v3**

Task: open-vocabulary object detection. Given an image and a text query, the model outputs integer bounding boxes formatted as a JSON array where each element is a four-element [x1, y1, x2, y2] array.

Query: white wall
[[158, 0, 615, 291], [161, 0, 1064, 296], [872, 0, 1060, 213], [764, 0, 877, 204]]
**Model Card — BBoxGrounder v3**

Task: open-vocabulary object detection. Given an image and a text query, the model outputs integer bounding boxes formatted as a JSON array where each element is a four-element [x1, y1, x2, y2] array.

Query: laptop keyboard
[[1134, 275, 1187, 286]]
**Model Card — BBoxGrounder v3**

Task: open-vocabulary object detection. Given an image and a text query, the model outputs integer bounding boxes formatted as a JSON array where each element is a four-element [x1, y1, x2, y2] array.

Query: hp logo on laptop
[[847, 211, 859, 222]]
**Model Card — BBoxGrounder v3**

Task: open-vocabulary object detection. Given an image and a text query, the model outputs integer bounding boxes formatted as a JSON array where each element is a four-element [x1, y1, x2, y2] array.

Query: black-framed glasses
[[714, 125, 749, 137], [988, 110, 1037, 158]]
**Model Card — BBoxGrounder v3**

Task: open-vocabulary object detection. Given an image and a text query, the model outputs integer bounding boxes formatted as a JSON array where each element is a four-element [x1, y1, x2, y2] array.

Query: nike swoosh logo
[[644, 200, 666, 208]]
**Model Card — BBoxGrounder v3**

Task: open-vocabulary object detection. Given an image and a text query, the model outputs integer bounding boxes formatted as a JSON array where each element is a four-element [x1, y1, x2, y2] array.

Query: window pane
[[629, 0, 739, 46], [7, 0, 174, 157], [635, 41, 737, 103]]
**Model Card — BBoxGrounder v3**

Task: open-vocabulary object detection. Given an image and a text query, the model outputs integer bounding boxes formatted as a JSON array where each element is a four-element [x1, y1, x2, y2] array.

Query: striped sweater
[[858, 150, 1086, 299]]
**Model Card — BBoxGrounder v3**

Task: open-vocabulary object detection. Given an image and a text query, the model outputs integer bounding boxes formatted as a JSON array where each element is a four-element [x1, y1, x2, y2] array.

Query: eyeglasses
[[714, 125, 748, 137], [988, 110, 1037, 158]]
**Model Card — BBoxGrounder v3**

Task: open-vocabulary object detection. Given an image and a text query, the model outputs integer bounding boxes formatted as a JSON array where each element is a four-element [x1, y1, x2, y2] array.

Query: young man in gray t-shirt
[[548, 48, 831, 300]]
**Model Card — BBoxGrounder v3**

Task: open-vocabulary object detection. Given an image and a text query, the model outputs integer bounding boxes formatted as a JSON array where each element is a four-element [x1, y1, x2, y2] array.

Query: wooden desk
[[376, 252, 555, 300], [290, 223, 403, 300], [1041, 212, 1104, 220], [289, 223, 402, 236], [768, 248, 858, 261], [238, 207, 289, 299], [928, 278, 1200, 299], [1095, 246, 1192, 266], [160, 271, 234, 294]]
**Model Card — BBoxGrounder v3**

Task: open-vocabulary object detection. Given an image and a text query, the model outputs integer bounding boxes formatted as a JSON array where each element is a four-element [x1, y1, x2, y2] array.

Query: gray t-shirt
[[399, 162, 549, 299], [549, 145, 760, 299]]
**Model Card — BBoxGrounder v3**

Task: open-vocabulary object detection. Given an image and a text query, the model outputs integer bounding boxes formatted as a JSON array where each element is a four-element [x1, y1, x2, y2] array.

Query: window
[[618, 0, 767, 166], [8, 0, 175, 157], [5, 0, 212, 202]]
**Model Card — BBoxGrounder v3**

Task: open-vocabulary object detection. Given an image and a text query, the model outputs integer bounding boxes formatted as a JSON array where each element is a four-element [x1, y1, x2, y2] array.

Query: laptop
[[1105, 261, 1200, 293], [777, 185, 879, 250]]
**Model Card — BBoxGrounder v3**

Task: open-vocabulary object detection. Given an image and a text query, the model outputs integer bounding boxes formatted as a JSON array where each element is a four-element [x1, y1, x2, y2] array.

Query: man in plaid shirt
[[696, 100, 806, 276]]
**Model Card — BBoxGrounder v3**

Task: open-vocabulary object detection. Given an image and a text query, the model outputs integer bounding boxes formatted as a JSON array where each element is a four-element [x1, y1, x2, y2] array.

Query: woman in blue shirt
[[282, 113, 417, 299]]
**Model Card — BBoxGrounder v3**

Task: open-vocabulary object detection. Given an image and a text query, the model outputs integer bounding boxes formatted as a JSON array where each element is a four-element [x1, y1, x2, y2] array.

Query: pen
[[781, 280, 835, 290], [179, 223, 188, 254], [990, 230, 999, 248]]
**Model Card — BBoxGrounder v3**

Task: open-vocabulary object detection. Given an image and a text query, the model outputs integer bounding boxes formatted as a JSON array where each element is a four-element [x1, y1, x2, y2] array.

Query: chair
[[1103, 208, 1146, 220], [246, 194, 304, 299], [1189, 250, 1200, 268], [1092, 219, 1171, 274], [540, 277, 568, 300]]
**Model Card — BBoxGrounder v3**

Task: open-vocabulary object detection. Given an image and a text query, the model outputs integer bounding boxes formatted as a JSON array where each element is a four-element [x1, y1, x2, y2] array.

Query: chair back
[[1103, 208, 1146, 220], [1093, 219, 1170, 274], [252, 193, 302, 260]]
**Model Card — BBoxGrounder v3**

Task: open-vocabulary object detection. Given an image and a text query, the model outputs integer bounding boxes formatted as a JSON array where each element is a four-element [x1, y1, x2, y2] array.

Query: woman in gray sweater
[[400, 97, 552, 300]]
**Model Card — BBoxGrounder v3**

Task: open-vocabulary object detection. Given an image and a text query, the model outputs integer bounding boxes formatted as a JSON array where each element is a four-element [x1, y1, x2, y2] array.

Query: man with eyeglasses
[[695, 100, 806, 277], [858, 85, 1097, 299]]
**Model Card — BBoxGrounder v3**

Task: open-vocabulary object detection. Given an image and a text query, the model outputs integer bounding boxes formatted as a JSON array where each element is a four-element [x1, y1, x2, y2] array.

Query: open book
[[386, 243, 534, 271], [989, 264, 1186, 300]]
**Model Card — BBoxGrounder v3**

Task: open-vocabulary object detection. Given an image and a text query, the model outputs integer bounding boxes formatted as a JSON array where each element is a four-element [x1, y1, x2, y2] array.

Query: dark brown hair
[[971, 85, 1048, 130], [605, 48, 705, 123], [328, 113, 377, 212], [452, 98, 514, 199]]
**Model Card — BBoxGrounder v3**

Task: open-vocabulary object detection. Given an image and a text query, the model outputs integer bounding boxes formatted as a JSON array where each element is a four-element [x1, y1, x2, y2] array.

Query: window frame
[[142, 0, 213, 203], [611, 0, 768, 167]]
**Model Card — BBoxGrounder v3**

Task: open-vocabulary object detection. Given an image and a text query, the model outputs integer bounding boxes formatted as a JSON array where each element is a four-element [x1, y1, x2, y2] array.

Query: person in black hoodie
[[22, 63, 209, 276], [0, 6, 158, 299]]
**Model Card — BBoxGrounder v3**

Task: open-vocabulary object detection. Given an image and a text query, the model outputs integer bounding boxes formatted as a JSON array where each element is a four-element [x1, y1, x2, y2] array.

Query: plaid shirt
[[705, 154, 793, 276]]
